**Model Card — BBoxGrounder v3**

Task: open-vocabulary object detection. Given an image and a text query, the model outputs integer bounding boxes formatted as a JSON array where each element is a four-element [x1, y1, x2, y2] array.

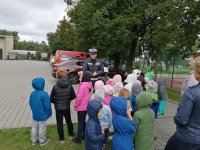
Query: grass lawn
[[0, 125, 111, 150], [166, 88, 181, 102]]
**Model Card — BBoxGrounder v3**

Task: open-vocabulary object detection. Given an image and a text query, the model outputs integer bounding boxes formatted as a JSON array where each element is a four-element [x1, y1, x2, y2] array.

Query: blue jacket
[[174, 83, 200, 144], [99, 104, 112, 129], [29, 78, 52, 121], [85, 100, 104, 150], [110, 97, 136, 150]]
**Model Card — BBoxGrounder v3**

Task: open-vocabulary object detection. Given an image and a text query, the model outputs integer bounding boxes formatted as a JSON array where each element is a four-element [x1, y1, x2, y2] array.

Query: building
[[0, 35, 14, 59]]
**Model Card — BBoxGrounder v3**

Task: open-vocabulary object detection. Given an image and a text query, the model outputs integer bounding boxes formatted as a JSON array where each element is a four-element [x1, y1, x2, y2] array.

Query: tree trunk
[[113, 52, 121, 68], [126, 38, 138, 73]]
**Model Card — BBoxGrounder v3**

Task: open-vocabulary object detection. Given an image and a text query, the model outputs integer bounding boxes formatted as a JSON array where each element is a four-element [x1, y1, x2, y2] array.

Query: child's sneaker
[[59, 140, 66, 144], [68, 135, 75, 140], [72, 137, 81, 144], [40, 139, 50, 146], [32, 140, 38, 146]]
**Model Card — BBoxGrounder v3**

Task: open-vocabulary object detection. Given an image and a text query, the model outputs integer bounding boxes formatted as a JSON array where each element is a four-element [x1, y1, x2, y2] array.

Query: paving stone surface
[[0, 60, 178, 149]]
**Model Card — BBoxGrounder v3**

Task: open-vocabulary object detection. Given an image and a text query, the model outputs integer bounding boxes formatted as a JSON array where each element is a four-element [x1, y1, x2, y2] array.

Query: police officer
[[83, 48, 104, 86]]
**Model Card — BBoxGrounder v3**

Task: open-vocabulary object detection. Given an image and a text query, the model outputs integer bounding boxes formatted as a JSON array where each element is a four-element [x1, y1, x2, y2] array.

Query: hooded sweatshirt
[[50, 77, 76, 110], [85, 100, 104, 150], [133, 92, 155, 150], [94, 90, 112, 129], [103, 85, 113, 107], [158, 77, 168, 100], [113, 82, 124, 96], [29, 77, 52, 121], [112, 74, 122, 86], [110, 97, 136, 150]]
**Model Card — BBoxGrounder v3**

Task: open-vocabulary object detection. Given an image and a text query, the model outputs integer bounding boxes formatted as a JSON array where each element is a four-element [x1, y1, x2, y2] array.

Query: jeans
[[76, 111, 87, 140], [151, 102, 160, 119], [165, 134, 200, 150], [31, 120, 47, 144], [56, 109, 74, 140]]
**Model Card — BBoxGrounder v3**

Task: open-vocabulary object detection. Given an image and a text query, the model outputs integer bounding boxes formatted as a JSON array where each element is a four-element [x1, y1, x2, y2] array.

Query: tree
[[64, 0, 200, 72]]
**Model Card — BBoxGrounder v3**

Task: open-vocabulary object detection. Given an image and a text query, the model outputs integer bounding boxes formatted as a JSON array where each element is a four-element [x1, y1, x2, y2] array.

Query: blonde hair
[[119, 88, 130, 100], [193, 56, 200, 74], [56, 68, 68, 78]]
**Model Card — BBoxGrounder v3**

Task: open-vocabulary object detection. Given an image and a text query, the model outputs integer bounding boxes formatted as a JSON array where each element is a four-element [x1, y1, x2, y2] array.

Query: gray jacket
[[174, 83, 200, 144], [158, 77, 168, 100], [83, 58, 104, 77]]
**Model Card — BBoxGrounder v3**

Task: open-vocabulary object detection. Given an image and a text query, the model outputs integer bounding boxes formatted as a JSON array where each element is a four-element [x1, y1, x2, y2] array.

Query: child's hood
[[110, 97, 127, 117], [94, 80, 104, 91], [158, 77, 166, 86], [103, 85, 113, 96], [145, 72, 153, 81], [80, 82, 92, 89], [147, 80, 158, 93], [32, 77, 45, 90], [87, 100, 102, 120], [136, 92, 153, 108], [125, 74, 137, 84], [57, 77, 70, 88]]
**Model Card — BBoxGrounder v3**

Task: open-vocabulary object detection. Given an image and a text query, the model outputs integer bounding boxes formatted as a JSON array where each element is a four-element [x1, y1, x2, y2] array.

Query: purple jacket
[[74, 82, 92, 111]]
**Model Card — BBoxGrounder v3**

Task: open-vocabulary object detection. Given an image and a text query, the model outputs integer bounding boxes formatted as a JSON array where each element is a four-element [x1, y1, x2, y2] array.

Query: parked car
[[54, 50, 89, 64], [52, 59, 84, 84], [52, 58, 127, 84]]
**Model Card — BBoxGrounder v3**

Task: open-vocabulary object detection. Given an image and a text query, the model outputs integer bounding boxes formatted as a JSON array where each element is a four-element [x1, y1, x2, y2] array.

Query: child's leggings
[[159, 99, 167, 115]]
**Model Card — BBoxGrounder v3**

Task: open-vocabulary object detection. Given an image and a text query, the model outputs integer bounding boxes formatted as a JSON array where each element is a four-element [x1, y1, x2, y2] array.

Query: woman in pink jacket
[[72, 71, 92, 144]]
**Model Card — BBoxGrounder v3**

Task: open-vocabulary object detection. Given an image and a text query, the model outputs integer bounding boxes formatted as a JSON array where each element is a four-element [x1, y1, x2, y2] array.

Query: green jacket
[[133, 92, 155, 150]]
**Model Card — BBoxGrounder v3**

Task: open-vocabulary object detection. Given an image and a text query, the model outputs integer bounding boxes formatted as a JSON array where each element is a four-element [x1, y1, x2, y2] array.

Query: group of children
[[29, 68, 168, 150]]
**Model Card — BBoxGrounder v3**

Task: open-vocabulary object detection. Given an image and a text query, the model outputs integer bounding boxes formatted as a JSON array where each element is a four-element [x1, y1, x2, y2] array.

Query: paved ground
[[0, 60, 178, 149]]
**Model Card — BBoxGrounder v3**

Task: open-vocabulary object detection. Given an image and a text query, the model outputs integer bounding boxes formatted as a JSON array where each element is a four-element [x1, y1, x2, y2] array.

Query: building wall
[[0, 38, 6, 59], [0, 36, 14, 59]]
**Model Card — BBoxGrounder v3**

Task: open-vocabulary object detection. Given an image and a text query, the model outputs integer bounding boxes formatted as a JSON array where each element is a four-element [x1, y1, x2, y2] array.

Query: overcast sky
[[0, 0, 67, 43]]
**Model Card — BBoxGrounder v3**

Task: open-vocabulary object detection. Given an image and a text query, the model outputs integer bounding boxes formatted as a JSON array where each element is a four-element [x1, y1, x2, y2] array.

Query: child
[[113, 82, 124, 96], [119, 88, 130, 100], [85, 100, 105, 150], [158, 77, 168, 116], [124, 74, 141, 92], [112, 74, 122, 86], [94, 90, 112, 149], [110, 97, 136, 150], [72, 71, 92, 144], [130, 82, 143, 115], [95, 80, 105, 91], [29, 77, 52, 146], [91, 80, 105, 100], [50, 69, 76, 143], [133, 92, 155, 150], [147, 79, 159, 118], [103, 85, 113, 108]]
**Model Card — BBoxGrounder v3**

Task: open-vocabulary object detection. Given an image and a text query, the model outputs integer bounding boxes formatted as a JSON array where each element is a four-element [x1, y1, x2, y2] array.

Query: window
[[76, 61, 84, 66], [61, 55, 73, 62]]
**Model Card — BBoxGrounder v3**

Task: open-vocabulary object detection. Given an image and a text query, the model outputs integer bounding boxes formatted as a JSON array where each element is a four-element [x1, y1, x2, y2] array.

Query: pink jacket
[[103, 95, 113, 108], [74, 82, 92, 111]]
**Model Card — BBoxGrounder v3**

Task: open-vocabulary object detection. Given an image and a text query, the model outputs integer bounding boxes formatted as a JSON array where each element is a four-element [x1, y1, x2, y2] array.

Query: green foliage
[[58, 0, 200, 71], [167, 88, 181, 102], [47, 17, 76, 55]]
